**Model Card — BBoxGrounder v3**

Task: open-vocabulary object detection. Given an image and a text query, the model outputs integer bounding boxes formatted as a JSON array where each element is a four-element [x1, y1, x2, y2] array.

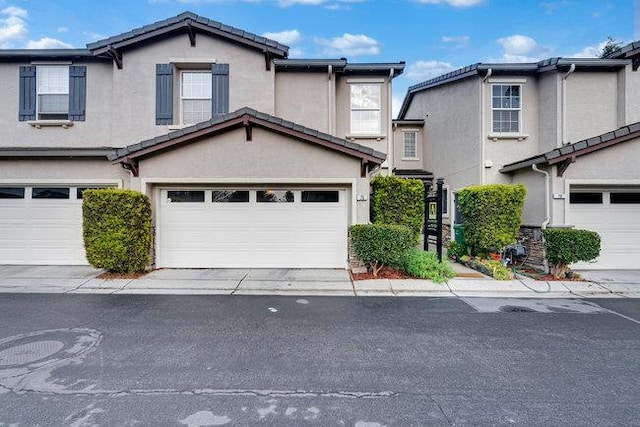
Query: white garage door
[[0, 185, 111, 265], [158, 188, 348, 268], [568, 188, 640, 269]]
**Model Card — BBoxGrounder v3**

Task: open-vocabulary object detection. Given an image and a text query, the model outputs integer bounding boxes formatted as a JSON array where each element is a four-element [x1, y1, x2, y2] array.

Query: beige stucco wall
[[0, 61, 114, 148], [483, 77, 541, 184], [510, 167, 547, 227], [621, 66, 640, 125], [0, 158, 129, 185], [112, 34, 276, 146], [404, 77, 481, 193], [565, 72, 618, 144], [537, 72, 560, 153], [335, 75, 391, 155], [275, 72, 330, 134], [137, 127, 368, 222], [392, 125, 425, 171]]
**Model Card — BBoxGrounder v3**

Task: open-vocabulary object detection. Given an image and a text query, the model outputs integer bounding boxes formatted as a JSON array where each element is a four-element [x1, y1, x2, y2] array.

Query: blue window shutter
[[156, 64, 173, 125], [211, 63, 229, 116], [19, 66, 36, 121], [68, 66, 86, 121]]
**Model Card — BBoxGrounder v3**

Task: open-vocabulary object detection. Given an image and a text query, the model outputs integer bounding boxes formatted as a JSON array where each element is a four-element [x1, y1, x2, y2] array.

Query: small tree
[[349, 224, 414, 277], [83, 189, 152, 273], [599, 37, 623, 58], [543, 228, 601, 279], [457, 184, 526, 256], [371, 175, 425, 239]]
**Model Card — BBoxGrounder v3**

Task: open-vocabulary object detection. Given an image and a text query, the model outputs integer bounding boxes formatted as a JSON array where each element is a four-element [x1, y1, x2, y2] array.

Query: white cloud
[[262, 29, 301, 45], [415, 0, 483, 7], [405, 60, 455, 81], [277, 0, 364, 8], [495, 34, 552, 62], [289, 47, 305, 57], [315, 33, 380, 56], [392, 95, 403, 119], [441, 35, 469, 45], [83, 31, 107, 41], [57, 26, 68, 33], [570, 39, 620, 58], [25, 37, 73, 49], [0, 6, 28, 47]]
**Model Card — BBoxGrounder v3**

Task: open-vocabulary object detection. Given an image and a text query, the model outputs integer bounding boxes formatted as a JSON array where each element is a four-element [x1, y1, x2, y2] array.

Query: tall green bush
[[349, 224, 414, 276], [83, 189, 152, 273], [543, 228, 601, 278], [371, 175, 425, 238], [457, 184, 526, 256]]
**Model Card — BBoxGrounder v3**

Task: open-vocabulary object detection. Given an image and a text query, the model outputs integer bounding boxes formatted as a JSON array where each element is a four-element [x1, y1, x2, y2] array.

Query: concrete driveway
[[575, 270, 640, 285]]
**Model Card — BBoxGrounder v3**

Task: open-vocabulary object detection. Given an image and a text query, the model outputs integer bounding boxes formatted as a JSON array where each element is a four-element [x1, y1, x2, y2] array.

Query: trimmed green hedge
[[543, 228, 601, 278], [82, 189, 152, 273], [457, 184, 526, 256], [400, 249, 455, 283], [349, 224, 414, 276], [371, 175, 425, 238]]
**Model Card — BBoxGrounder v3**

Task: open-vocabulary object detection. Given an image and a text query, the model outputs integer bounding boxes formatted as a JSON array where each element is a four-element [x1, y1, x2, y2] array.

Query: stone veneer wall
[[518, 225, 546, 270], [348, 237, 367, 273]]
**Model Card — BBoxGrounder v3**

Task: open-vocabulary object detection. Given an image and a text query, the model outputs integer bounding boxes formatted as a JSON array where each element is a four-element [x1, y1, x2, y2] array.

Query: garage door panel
[[569, 189, 640, 269], [159, 189, 348, 268]]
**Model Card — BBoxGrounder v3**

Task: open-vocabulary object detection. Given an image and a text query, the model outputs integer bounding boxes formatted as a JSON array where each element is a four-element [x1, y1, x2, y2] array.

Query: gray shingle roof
[[605, 40, 640, 59], [398, 57, 630, 119], [109, 107, 386, 163], [87, 11, 289, 57], [500, 122, 640, 173], [0, 147, 116, 158]]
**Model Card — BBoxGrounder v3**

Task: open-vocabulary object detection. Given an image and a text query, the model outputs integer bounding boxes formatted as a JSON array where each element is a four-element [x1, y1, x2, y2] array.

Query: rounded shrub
[[82, 189, 152, 273], [543, 228, 601, 278], [349, 224, 415, 276], [371, 175, 425, 239]]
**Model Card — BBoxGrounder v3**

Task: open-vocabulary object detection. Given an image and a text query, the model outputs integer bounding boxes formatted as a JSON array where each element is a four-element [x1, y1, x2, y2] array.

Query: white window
[[37, 66, 69, 120], [403, 131, 418, 158], [181, 71, 212, 125], [492, 84, 521, 133], [350, 84, 381, 134]]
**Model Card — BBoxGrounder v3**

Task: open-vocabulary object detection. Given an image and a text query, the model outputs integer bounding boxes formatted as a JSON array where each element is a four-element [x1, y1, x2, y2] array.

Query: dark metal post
[[423, 181, 431, 251], [435, 178, 444, 262]]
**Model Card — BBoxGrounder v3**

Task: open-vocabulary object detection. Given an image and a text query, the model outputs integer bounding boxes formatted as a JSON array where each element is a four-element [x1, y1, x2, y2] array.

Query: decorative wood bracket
[[122, 157, 139, 177], [186, 20, 196, 47], [243, 116, 252, 141], [107, 45, 123, 69], [264, 50, 272, 71], [556, 157, 576, 177], [633, 57, 640, 72]]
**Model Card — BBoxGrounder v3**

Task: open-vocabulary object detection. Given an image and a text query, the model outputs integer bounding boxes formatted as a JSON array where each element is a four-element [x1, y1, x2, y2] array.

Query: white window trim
[[490, 83, 523, 137], [179, 70, 212, 126], [401, 130, 419, 160], [348, 82, 383, 136]]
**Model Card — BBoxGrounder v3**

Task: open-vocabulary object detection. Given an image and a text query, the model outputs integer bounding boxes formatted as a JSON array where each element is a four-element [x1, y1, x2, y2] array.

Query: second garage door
[[568, 188, 640, 269], [158, 188, 348, 268]]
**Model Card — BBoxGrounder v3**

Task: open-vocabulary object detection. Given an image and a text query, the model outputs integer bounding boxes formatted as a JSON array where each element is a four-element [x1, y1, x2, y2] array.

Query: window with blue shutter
[[156, 64, 174, 125], [18, 66, 36, 121], [68, 66, 86, 121], [211, 63, 229, 116]]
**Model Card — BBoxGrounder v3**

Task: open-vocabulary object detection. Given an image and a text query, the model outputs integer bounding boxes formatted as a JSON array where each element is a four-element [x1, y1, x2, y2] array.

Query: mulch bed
[[97, 271, 149, 280], [350, 266, 414, 281]]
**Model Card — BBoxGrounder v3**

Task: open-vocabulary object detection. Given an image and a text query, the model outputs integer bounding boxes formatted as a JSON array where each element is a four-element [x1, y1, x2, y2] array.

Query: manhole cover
[[500, 306, 536, 313], [0, 340, 64, 366]]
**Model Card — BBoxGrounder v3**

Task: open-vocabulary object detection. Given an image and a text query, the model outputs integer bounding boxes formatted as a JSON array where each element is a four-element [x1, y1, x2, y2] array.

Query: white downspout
[[532, 163, 550, 272], [479, 68, 492, 184], [327, 65, 334, 134], [387, 68, 395, 175], [561, 64, 576, 146]]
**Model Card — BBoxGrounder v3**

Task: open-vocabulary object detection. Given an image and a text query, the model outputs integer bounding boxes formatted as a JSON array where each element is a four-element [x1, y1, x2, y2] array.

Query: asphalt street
[[0, 294, 638, 426]]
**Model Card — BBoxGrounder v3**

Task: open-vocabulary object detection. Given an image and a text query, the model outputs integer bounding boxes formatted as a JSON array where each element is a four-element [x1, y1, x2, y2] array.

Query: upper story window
[[403, 131, 418, 159], [181, 71, 212, 125], [350, 83, 381, 135], [37, 66, 69, 120], [492, 84, 521, 133]]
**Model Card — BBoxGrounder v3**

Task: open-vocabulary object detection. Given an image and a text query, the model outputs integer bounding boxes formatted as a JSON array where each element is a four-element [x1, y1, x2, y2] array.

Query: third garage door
[[158, 188, 348, 268]]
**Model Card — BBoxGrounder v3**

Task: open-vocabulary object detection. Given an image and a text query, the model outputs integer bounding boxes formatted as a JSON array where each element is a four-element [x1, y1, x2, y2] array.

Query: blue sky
[[0, 0, 635, 115]]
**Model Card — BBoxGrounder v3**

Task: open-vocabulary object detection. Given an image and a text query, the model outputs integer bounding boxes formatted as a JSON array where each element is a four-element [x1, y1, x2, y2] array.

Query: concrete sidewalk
[[0, 265, 637, 298]]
